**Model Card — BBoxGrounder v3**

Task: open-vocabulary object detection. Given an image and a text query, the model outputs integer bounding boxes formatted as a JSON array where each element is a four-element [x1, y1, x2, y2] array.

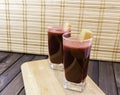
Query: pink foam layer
[[63, 37, 92, 48], [48, 26, 64, 34]]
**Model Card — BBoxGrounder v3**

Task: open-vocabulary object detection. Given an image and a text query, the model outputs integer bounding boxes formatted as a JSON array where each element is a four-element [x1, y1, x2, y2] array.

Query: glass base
[[49, 62, 64, 71], [64, 78, 86, 92]]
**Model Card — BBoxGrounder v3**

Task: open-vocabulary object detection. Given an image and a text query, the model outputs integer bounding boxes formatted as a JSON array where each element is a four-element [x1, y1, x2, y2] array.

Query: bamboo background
[[0, 0, 120, 62]]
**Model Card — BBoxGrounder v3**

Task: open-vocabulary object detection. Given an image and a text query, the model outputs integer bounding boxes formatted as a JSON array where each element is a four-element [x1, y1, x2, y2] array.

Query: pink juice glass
[[63, 32, 92, 92], [48, 26, 70, 70]]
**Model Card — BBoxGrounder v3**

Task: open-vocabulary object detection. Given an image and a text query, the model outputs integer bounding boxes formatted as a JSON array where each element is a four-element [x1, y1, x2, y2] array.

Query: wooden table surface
[[0, 51, 119, 95]]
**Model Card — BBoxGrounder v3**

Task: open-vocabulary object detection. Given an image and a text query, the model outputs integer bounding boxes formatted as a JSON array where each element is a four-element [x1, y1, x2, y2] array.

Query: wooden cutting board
[[21, 59, 106, 95]]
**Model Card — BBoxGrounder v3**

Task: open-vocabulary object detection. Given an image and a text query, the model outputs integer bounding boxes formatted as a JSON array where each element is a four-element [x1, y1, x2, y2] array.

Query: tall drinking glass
[[63, 32, 92, 92], [48, 26, 70, 70]]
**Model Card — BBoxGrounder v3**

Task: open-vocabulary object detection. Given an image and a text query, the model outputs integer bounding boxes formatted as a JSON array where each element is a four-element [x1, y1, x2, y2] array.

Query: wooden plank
[[21, 59, 105, 95], [32, 55, 48, 60], [113, 62, 120, 95], [21, 59, 66, 95], [0, 73, 24, 95], [17, 55, 48, 95], [0, 52, 10, 62], [88, 60, 99, 85], [0, 54, 35, 92], [0, 53, 23, 74], [99, 61, 118, 95], [18, 88, 26, 95]]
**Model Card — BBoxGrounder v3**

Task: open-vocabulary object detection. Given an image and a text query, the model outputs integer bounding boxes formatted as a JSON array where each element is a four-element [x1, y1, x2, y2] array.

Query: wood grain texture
[[21, 59, 105, 95], [113, 62, 120, 95], [0, 51, 119, 95], [99, 61, 118, 95], [0, 52, 10, 62], [0, 73, 23, 95], [21, 59, 66, 95], [32, 55, 48, 61], [0, 53, 23, 74], [88, 60, 99, 85], [0, 54, 35, 91], [17, 55, 48, 95], [18, 88, 26, 95]]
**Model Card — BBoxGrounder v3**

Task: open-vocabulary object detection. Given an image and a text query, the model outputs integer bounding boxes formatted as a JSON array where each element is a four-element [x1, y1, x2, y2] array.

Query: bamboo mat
[[0, 0, 120, 62]]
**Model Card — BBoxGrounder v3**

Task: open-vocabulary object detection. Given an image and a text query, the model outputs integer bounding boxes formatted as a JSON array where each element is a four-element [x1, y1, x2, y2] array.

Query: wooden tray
[[21, 59, 105, 95]]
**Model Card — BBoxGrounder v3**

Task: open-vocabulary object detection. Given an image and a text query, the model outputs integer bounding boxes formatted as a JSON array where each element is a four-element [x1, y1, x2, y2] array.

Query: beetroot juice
[[63, 32, 92, 91], [48, 26, 70, 64], [63, 42, 91, 83]]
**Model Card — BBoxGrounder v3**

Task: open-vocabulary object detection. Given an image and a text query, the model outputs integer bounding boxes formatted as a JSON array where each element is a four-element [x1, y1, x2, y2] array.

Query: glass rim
[[48, 25, 63, 29], [62, 32, 93, 42]]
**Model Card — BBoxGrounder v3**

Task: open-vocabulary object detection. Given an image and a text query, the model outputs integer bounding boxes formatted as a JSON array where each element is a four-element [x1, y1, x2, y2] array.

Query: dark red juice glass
[[63, 32, 92, 92], [48, 26, 70, 70]]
